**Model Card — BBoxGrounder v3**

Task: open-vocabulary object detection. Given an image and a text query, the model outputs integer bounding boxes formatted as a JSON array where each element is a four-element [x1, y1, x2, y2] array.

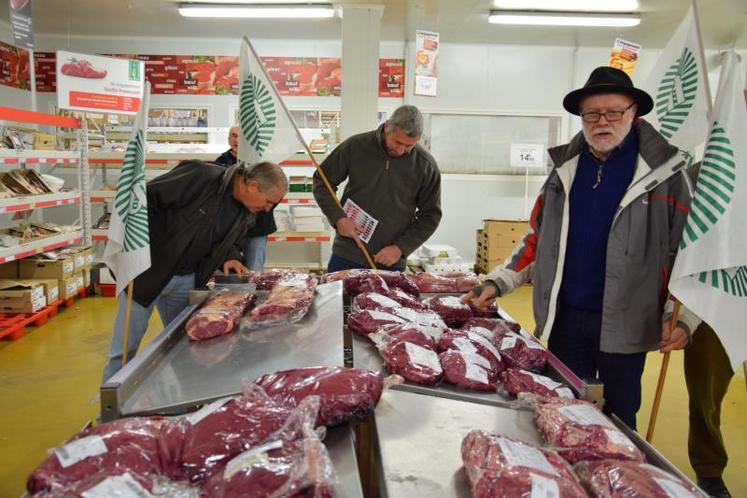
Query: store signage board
[[56, 51, 144, 115], [414, 30, 439, 97], [379, 58, 405, 98], [510, 143, 545, 169], [9, 0, 34, 50], [609, 38, 641, 77]]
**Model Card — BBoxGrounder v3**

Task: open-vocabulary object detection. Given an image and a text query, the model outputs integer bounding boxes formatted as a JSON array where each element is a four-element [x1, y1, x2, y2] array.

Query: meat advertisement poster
[[34, 52, 56, 91], [261, 57, 341, 96], [56, 50, 145, 115], [379, 58, 405, 98], [414, 30, 439, 97], [608, 38, 640, 77], [8, 0, 34, 50], [0, 41, 30, 90]]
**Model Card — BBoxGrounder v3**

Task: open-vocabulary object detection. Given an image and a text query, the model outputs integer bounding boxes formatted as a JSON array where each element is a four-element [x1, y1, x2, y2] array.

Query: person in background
[[463, 67, 699, 430], [215, 124, 279, 271], [101, 161, 287, 382], [313, 105, 442, 271]]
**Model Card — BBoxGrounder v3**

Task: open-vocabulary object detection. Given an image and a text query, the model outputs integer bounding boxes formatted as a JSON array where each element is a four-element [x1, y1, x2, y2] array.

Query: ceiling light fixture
[[178, 3, 335, 19], [488, 10, 640, 27], [493, 1, 639, 12]]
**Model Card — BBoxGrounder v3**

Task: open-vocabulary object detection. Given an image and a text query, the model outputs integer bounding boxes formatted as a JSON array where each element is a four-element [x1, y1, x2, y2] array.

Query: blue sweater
[[559, 130, 637, 312]]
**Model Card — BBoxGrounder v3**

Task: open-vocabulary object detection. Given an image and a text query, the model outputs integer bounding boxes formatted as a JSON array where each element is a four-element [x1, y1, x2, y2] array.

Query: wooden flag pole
[[121, 281, 134, 366], [646, 300, 681, 442]]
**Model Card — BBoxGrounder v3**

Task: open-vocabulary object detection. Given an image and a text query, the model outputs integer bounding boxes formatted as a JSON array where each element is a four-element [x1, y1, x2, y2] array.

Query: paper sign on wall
[[510, 143, 545, 169], [9, 0, 34, 50], [609, 38, 641, 77], [56, 50, 144, 115], [414, 30, 439, 97]]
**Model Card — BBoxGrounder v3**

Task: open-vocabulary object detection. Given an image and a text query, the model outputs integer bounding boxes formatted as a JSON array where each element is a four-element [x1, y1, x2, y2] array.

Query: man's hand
[[336, 217, 362, 239], [223, 259, 250, 275], [374, 245, 403, 267], [461, 285, 497, 309], [660, 321, 689, 353]]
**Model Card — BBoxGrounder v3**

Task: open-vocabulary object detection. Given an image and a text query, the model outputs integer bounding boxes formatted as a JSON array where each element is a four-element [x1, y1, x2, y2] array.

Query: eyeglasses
[[580, 102, 635, 123]]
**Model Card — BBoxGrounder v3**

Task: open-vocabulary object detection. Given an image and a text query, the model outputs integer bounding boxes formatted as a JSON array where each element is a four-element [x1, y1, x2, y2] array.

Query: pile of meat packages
[[185, 290, 256, 341], [241, 272, 317, 330], [28, 366, 384, 497]]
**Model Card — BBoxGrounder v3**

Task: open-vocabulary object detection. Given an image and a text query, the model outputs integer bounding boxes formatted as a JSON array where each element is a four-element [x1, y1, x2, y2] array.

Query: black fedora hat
[[563, 66, 653, 117]]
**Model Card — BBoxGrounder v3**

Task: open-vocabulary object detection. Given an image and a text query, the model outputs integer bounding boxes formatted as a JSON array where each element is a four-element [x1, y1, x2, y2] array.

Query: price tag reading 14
[[510, 143, 545, 169]]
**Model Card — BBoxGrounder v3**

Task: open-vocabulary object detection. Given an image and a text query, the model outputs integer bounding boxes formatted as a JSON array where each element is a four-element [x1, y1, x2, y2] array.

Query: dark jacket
[[214, 150, 278, 237], [133, 161, 256, 307]]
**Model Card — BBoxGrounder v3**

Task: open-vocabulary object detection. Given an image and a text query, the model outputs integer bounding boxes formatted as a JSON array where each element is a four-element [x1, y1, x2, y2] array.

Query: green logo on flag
[[681, 122, 735, 249], [239, 74, 277, 155], [696, 267, 747, 297], [655, 47, 699, 139], [114, 130, 149, 251]]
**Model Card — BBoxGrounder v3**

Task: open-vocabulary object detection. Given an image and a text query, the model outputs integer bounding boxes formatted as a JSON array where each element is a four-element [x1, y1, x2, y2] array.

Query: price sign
[[510, 143, 545, 169]]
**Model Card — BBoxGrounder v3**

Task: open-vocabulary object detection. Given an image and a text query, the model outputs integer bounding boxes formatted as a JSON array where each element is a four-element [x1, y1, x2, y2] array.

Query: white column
[[340, 4, 384, 140]]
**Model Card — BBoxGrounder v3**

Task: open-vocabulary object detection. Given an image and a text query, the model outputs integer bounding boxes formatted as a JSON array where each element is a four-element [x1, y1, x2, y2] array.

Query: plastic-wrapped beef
[[439, 350, 499, 391], [242, 273, 317, 330], [389, 307, 449, 342], [501, 368, 575, 399], [575, 459, 702, 498], [30, 470, 197, 498], [463, 317, 522, 336], [438, 329, 505, 374], [27, 417, 168, 494], [448, 271, 481, 292], [201, 397, 334, 498], [498, 332, 548, 372], [343, 272, 389, 295], [252, 269, 297, 290], [461, 430, 587, 498], [346, 309, 406, 338], [533, 397, 645, 463], [426, 295, 472, 327], [185, 291, 256, 341], [253, 366, 384, 427], [469, 300, 500, 318], [372, 332, 443, 385], [385, 288, 428, 311], [374, 270, 420, 296], [412, 272, 458, 293], [320, 269, 358, 283], [353, 292, 401, 313], [371, 323, 436, 350]]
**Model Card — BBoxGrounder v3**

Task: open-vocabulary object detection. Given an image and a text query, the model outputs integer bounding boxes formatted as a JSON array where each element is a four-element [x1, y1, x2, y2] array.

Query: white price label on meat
[[367, 310, 405, 323], [518, 332, 545, 349], [464, 362, 489, 384], [530, 473, 561, 498], [369, 294, 400, 309], [186, 396, 232, 426], [463, 351, 492, 370], [81, 473, 153, 498], [405, 342, 442, 373], [526, 371, 563, 391], [603, 428, 636, 450], [555, 387, 575, 399], [55, 435, 108, 468], [558, 404, 616, 428], [439, 295, 465, 307], [343, 198, 379, 243], [652, 477, 700, 498], [224, 440, 284, 479], [501, 335, 518, 350], [496, 437, 558, 475], [467, 332, 502, 360], [467, 326, 494, 340], [452, 337, 478, 354]]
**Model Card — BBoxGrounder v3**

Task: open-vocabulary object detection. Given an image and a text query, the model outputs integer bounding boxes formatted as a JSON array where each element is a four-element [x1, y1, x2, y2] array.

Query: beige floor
[[0, 290, 745, 497]]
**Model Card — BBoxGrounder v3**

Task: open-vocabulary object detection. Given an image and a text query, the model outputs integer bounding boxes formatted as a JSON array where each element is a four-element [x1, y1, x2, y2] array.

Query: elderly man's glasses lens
[[581, 103, 635, 123]]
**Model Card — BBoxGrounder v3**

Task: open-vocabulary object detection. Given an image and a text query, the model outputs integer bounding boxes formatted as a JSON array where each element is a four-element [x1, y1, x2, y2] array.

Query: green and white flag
[[644, 7, 710, 165], [103, 82, 151, 296], [238, 37, 304, 166], [669, 51, 747, 369]]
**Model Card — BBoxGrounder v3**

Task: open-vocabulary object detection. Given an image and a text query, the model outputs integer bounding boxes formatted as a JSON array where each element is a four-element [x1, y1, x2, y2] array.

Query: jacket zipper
[[385, 159, 389, 171]]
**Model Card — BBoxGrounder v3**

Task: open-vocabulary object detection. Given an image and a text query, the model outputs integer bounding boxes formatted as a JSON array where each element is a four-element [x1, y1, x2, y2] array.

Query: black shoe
[[697, 478, 732, 498]]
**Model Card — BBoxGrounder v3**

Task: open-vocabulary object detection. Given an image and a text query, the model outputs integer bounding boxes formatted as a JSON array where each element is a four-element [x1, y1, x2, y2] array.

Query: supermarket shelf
[[0, 191, 81, 213], [91, 228, 108, 241], [92, 190, 317, 206], [269, 231, 331, 242], [0, 149, 80, 165], [0, 231, 84, 264]]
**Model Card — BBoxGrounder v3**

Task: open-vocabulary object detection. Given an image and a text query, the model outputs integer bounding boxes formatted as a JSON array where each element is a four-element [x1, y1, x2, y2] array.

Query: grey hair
[[387, 105, 423, 137], [241, 161, 288, 192]]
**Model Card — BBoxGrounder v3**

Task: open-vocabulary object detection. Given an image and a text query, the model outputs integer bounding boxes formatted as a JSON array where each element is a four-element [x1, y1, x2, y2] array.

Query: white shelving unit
[[0, 231, 84, 264], [0, 192, 81, 214]]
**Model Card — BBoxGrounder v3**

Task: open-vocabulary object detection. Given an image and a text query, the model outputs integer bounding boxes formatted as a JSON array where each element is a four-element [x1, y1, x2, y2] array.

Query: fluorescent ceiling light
[[488, 11, 640, 27], [493, 0, 638, 12], [178, 3, 335, 18]]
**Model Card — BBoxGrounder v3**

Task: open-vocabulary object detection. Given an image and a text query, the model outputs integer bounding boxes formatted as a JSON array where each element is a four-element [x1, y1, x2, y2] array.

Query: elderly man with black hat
[[463, 66, 700, 430]]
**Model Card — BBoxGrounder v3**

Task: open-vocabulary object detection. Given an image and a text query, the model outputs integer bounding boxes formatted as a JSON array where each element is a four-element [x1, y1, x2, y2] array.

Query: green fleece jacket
[[313, 124, 442, 267]]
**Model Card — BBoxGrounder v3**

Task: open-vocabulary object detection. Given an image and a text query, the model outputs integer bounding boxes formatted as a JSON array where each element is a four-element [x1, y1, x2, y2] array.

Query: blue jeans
[[101, 273, 195, 382], [327, 253, 405, 272], [547, 304, 647, 430], [244, 235, 267, 271]]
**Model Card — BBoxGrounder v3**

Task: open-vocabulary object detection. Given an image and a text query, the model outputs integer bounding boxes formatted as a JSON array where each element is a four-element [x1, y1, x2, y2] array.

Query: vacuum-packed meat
[[439, 350, 498, 391], [438, 329, 505, 374], [343, 272, 389, 295], [385, 288, 428, 311], [375, 270, 420, 296], [469, 300, 500, 318], [388, 307, 449, 342], [370, 323, 437, 350], [575, 459, 701, 497], [426, 295, 472, 327], [253, 366, 384, 427], [185, 291, 255, 341], [353, 292, 401, 313], [462, 317, 521, 336], [501, 368, 575, 399], [242, 273, 317, 330], [498, 332, 548, 372], [251, 269, 297, 290], [372, 332, 442, 385], [533, 397, 645, 463], [461, 430, 587, 498], [346, 309, 406, 338], [412, 272, 481, 293], [30, 470, 196, 498]]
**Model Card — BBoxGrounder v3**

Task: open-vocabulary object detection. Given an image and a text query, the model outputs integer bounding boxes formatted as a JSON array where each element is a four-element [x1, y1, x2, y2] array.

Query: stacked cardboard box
[[0, 280, 47, 313], [475, 219, 529, 274], [416, 244, 472, 273], [291, 206, 326, 232]]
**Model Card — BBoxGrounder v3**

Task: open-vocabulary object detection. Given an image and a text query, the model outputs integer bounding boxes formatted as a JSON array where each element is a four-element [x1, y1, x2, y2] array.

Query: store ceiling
[[2, 0, 746, 49]]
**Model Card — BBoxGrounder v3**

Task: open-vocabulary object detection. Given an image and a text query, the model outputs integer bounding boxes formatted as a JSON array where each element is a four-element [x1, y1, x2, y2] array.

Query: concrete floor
[[0, 289, 745, 497]]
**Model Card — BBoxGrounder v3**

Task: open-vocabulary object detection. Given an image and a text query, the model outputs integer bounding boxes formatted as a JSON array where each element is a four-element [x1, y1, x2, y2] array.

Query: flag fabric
[[644, 7, 710, 166], [669, 51, 747, 370], [103, 82, 152, 296], [238, 37, 304, 166]]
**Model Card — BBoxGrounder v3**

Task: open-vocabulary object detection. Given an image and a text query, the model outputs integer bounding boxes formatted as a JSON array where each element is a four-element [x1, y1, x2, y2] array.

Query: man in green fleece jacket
[[313, 105, 442, 271]]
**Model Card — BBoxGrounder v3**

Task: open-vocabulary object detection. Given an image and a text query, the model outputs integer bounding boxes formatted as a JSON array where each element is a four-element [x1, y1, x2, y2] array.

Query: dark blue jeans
[[327, 253, 405, 273], [548, 304, 646, 430]]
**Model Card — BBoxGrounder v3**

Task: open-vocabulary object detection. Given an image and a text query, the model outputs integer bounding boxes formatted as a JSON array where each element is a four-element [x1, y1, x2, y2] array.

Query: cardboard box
[[74, 272, 84, 292], [80, 247, 94, 267], [0, 280, 47, 313], [19, 257, 74, 280], [481, 220, 529, 248], [83, 267, 91, 288], [15, 278, 58, 304], [0, 261, 18, 278], [33, 132, 56, 150], [58, 275, 78, 300]]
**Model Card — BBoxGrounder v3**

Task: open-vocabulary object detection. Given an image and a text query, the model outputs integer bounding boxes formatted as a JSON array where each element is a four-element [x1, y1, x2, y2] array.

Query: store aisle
[[0, 290, 745, 497]]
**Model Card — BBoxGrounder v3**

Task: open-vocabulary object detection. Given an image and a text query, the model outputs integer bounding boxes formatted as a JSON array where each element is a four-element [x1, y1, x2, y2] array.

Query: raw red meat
[[200, 397, 334, 498], [501, 368, 575, 399], [374, 270, 420, 296], [575, 459, 701, 497], [426, 295, 472, 327], [60, 58, 107, 79], [252, 269, 298, 290], [445, 272, 481, 292], [438, 329, 505, 374], [30, 470, 158, 498], [324, 269, 419, 296], [346, 309, 406, 338], [370, 323, 437, 350], [498, 332, 548, 372], [412, 272, 457, 293], [461, 430, 587, 498], [243, 273, 317, 329], [462, 317, 522, 336], [533, 397, 645, 463], [350, 273, 389, 294], [374, 333, 442, 385], [185, 291, 255, 341], [253, 366, 384, 427], [459, 324, 500, 343], [388, 307, 449, 341], [469, 300, 500, 318], [439, 350, 499, 391], [353, 292, 401, 313], [27, 417, 167, 494], [320, 269, 358, 283], [385, 288, 428, 310]]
